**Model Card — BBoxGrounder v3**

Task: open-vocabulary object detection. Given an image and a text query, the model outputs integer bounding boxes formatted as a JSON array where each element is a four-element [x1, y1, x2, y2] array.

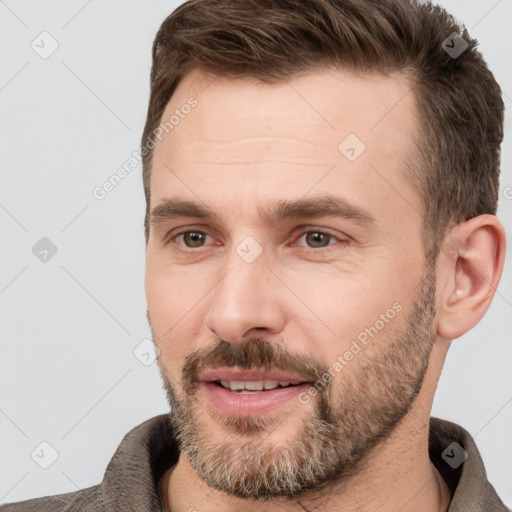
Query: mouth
[[212, 379, 300, 393], [198, 368, 312, 417]]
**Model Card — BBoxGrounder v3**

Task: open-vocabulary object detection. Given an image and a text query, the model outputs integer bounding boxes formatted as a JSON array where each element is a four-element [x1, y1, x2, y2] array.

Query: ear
[[436, 215, 506, 341]]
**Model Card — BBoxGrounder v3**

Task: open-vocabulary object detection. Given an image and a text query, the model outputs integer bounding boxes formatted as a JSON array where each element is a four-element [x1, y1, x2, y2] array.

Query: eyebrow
[[149, 194, 376, 228]]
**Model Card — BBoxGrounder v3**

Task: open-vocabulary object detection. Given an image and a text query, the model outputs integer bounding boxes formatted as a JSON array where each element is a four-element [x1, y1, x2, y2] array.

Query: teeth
[[245, 381, 264, 391], [217, 380, 295, 391], [229, 381, 245, 391]]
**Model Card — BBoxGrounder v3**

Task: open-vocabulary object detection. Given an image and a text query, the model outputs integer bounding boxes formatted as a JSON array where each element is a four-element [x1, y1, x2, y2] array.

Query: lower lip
[[201, 382, 311, 417]]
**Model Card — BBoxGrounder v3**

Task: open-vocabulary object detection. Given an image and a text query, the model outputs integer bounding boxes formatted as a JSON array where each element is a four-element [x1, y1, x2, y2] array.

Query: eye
[[296, 230, 342, 249], [172, 230, 213, 248]]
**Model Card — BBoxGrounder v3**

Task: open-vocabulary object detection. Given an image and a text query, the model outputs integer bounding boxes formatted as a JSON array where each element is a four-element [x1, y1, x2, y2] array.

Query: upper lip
[[200, 367, 308, 385]]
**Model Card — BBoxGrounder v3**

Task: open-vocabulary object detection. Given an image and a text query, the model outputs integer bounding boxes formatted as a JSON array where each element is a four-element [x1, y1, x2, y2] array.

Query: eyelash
[[167, 228, 346, 251]]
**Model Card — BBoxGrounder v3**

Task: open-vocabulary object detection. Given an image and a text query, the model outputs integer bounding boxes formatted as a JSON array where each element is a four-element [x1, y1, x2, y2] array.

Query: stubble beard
[[155, 271, 436, 500]]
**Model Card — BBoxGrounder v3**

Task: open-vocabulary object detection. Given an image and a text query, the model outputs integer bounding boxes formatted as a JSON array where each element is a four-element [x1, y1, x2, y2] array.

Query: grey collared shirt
[[1, 415, 509, 511]]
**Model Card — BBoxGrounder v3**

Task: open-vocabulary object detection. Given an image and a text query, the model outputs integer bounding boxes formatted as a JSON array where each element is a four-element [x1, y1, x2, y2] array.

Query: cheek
[[145, 254, 204, 323], [145, 264, 205, 372], [281, 266, 407, 362]]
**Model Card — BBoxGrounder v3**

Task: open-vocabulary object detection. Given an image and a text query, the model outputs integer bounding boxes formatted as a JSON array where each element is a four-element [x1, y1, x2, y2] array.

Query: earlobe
[[437, 215, 506, 341]]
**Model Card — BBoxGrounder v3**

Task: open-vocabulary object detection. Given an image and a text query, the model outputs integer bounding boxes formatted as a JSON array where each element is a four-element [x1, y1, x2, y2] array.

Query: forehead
[[159, 67, 416, 150], [150, 67, 421, 226]]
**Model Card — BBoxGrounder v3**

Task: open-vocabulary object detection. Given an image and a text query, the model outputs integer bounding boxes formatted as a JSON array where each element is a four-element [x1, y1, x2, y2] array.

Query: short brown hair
[[141, 0, 504, 260]]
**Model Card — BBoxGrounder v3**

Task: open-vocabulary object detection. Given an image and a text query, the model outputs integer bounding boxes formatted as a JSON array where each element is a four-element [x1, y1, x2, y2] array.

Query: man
[[3, 0, 509, 510]]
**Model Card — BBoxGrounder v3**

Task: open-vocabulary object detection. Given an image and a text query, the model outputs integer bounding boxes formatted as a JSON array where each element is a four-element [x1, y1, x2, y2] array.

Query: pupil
[[185, 232, 204, 247], [307, 232, 329, 248]]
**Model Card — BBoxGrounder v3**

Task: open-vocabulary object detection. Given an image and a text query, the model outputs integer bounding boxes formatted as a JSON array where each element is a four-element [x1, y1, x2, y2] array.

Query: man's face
[[145, 68, 434, 497]]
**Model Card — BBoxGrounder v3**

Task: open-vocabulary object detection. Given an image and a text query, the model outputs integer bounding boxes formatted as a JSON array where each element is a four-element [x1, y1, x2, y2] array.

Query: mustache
[[181, 338, 329, 393]]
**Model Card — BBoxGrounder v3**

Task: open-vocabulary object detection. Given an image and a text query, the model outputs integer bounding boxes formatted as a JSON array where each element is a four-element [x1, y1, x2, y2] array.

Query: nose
[[204, 248, 287, 343]]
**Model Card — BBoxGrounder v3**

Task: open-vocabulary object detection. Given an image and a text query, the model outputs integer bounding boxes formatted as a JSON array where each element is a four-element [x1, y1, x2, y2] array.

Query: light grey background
[[1, 0, 511, 507]]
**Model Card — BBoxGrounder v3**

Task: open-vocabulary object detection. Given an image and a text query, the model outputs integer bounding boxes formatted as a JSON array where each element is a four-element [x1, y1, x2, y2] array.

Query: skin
[[145, 67, 506, 512]]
